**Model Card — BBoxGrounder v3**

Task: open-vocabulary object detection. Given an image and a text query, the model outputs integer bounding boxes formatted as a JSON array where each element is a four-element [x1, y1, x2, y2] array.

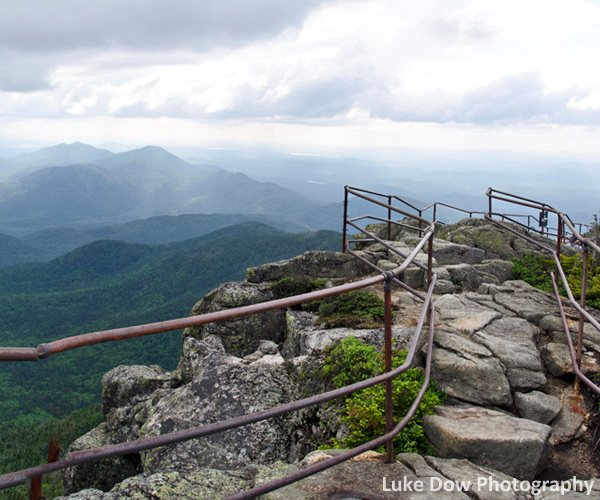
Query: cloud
[[568, 89, 600, 111], [0, 0, 332, 53], [0, 0, 334, 94], [3, 0, 600, 157], [0, 50, 53, 92], [63, 83, 99, 114]]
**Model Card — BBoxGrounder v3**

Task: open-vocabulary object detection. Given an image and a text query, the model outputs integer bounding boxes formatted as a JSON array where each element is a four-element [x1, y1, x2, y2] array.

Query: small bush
[[315, 290, 385, 328], [269, 277, 328, 300], [320, 337, 445, 455], [321, 336, 378, 388], [511, 253, 556, 292], [512, 253, 600, 309]]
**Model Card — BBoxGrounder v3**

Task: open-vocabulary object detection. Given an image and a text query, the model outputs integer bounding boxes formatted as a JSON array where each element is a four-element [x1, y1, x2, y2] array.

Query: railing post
[[342, 187, 349, 253], [29, 440, 60, 500], [575, 244, 589, 393], [387, 196, 392, 241], [555, 218, 563, 290], [433, 203, 437, 223], [427, 236, 433, 289], [383, 272, 394, 463]]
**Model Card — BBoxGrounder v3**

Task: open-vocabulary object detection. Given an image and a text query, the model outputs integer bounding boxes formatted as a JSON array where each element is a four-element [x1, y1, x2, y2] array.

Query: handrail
[[485, 187, 600, 396], [0, 187, 439, 500], [0, 275, 385, 362]]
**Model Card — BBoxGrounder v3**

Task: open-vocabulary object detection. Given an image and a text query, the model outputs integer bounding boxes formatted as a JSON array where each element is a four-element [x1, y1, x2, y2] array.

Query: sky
[[2, 0, 600, 158]]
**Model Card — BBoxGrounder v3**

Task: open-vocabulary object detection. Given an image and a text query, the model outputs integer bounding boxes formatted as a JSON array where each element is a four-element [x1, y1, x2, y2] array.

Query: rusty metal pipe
[[550, 272, 600, 396], [0, 348, 39, 362], [0, 276, 438, 492], [387, 195, 392, 240], [345, 219, 434, 274], [346, 187, 431, 226], [575, 246, 589, 393], [225, 301, 437, 500], [342, 186, 349, 253], [384, 275, 394, 463], [1, 275, 384, 362]]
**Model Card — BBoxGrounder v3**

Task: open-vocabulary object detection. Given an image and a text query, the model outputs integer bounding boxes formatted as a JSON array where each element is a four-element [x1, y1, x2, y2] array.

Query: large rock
[[423, 406, 552, 480], [550, 391, 587, 445], [436, 218, 563, 261], [431, 329, 512, 406], [183, 281, 287, 357], [62, 423, 140, 495], [514, 391, 561, 424], [444, 261, 513, 292], [246, 250, 372, 283], [473, 317, 546, 391], [63, 365, 177, 494], [102, 365, 177, 415], [56, 450, 544, 500], [490, 280, 559, 325], [430, 239, 487, 265], [435, 294, 502, 335], [141, 336, 293, 472]]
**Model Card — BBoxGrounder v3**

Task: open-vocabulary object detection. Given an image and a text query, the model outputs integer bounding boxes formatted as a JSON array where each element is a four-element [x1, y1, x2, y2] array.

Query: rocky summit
[[56, 218, 600, 500]]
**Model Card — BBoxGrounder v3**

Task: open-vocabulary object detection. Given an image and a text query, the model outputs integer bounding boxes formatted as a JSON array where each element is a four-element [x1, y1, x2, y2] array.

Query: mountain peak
[[14, 142, 114, 168], [102, 145, 193, 170]]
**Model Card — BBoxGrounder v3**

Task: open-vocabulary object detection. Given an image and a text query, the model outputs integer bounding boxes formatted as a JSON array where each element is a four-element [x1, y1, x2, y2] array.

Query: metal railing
[[341, 185, 548, 241], [486, 187, 600, 395], [0, 188, 438, 500]]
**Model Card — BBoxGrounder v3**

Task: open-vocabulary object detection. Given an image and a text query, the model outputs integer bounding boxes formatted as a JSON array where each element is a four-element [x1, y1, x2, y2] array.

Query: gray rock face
[[491, 280, 559, 325], [431, 329, 512, 406], [62, 423, 140, 495], [64, 365, 179, 494], [423, 406, 552, 480], [435, 294, 502, 334], [102, 365, 177, 415], [435, 218, 570, 261], [444, 261, 513, 292], [183, 281, 287, 357], [246, 250, 371, 283], [514, 391, 561, 424], [473, 317, 546, 391], [550, 391, 587, 445], [141, 336, 293, 473], [56, 450, 547, 500]]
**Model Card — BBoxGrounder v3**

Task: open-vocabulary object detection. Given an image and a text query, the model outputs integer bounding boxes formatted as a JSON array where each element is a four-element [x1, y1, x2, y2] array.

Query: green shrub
[[320, 337, 445, 455], [315, 290, 385, 328], [512, 253, 600, 309], [321, 336, 378, 388], [269, 277, 328, 300], [511, 253, 556, 292]]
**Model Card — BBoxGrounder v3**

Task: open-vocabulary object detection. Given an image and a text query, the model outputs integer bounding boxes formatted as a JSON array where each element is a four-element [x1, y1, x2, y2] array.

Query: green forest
[[0, 222, 341, 498]]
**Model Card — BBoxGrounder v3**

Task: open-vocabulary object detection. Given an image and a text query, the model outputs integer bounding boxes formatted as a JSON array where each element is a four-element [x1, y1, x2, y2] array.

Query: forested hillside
[[0, 222, 341, 429]]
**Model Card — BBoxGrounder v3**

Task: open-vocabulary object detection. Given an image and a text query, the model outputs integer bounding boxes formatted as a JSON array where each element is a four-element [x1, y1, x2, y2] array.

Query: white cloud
[[63, 83, 99, 114], [2, 0, 600, 154], [568, 89, 600, 111]]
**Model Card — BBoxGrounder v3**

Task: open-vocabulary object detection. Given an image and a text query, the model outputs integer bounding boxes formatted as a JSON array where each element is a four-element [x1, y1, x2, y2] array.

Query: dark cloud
[[0, 50, 53, 92], [0, 0, 333, 93], [0, 0, 332, 53]]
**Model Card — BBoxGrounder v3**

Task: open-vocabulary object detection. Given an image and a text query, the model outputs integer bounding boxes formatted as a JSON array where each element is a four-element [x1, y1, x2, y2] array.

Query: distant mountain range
[[0, 222, 341, 427], [0, 143, 337, 237]]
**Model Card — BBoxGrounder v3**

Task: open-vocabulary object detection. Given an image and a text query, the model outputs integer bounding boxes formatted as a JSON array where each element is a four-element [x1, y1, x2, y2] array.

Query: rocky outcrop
[[142, 336, 293, 473], [182, 281, 287, 358], [423, 406, 552, 480], [58, 221, 600, 499]]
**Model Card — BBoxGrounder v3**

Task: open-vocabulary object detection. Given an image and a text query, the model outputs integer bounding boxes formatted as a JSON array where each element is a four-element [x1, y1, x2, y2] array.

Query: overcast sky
[[2, 0, 600, 157]]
